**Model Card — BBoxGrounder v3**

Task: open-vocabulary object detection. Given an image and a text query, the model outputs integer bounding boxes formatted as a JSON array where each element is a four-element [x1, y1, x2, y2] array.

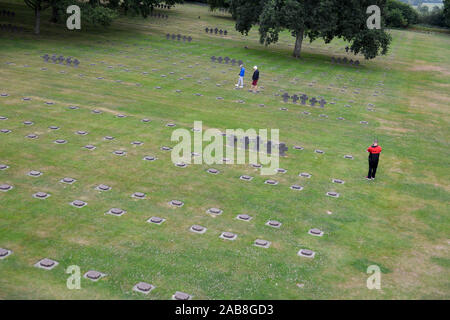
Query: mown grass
[[0, 1, 449, 299]]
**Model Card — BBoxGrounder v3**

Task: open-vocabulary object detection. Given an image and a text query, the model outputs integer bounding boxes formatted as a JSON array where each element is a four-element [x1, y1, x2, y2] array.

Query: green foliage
[[443, 0, 450, 27], [417, 3, 448, 28], [225, 0, 391, 60], [385, 0, 418, 28]]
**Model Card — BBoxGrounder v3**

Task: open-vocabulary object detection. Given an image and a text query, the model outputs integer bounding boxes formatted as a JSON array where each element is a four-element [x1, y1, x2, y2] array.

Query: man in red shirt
[[367, 140, 382, 180]]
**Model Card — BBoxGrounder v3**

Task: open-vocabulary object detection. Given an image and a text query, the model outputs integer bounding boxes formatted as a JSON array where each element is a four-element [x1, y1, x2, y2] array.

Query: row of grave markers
[[150, 12, 168, 19], [42, 54, 80, 67], [165, 34, 192, 42], [0, 24, 24, 33], [211, 56, 243, 66], [154, 4, 172, 9], [0, 9, 15, 17], [331, 57, 360, 66], [205, 27, 228, 36], [280, 93, 327, 108]]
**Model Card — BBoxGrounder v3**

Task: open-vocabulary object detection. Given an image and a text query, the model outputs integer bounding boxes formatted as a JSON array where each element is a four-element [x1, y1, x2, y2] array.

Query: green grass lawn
[[0, 1, 449, 299]]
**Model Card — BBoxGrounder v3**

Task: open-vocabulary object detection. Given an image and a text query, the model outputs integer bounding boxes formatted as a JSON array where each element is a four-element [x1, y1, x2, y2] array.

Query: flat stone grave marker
[[298, 249, 315, 258], [113, 150, 126, 156], [0, 129, 11, 134], [0, 184, 13, 192], [220, 232, 237, 241], [299, 172, 311, 178], [34, 258, 58, 270], [172, 291, 192, 300], [26, 134, 38, 139], [33, 191, 50, 199], [254, 239, 271, 248], [28, 170, 42, 177], [290, 185, 304, 191], [344, 155, 353, 160], [308, 228, 324, 237], [190, 225, 207, 234], [207, 168, 219, 174], [70, 200, 87, 208], [107, 208, 126, 216], [0, 164, 9, 170], [239, 175, 253, 181], [132, 192, 146, 199], [332, 179, 345, 184], [170, 200, 184, 207], [326, 191, 340, 198], [207, 207, 222, 215], [237, 214, 252, 221], [266, 220, 282, 228], [133, 282, 155, 294], [84, 270, 106, 281], [147, 216, 165, 225], [264, 179, 278, 185], [61, 177, 76, 184], [96, 184, 111, 191], [0, 248, 12, 259]]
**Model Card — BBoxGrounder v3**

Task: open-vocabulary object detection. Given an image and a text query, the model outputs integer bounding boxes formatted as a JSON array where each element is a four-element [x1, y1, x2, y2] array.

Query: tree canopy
[[209, 0, 392, 59]]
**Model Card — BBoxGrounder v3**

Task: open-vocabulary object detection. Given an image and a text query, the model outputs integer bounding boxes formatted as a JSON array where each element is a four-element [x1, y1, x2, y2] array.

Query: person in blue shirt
[[235, 64, 245, 88]]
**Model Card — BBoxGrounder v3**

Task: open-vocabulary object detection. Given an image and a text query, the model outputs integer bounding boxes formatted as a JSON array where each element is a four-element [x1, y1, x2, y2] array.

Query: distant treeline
[[385, 0, 449, 28]]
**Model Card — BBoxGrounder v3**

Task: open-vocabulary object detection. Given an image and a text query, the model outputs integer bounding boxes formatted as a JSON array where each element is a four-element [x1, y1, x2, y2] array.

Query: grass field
[[0, 1, 449, 299]]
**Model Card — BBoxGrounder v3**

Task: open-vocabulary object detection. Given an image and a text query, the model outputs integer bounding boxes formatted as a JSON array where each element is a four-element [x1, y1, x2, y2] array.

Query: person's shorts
[[252, 79, 258, 86]]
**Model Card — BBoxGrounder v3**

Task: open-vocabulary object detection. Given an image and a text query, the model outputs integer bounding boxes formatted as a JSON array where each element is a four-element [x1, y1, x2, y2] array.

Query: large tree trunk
[[293, 29, 304, 58], [34, 6, 40, 35]]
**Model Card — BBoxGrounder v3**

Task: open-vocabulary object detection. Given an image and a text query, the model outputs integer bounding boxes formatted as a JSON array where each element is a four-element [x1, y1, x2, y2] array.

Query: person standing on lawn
[[367, 140, 382, 180], [235, 64, 245, 88], [251, 66, 259, 93]]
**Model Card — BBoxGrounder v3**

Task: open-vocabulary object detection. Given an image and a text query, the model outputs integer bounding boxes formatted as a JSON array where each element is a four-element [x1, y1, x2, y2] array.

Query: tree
[[222, 0, 391, 59], [385, 0, 418, 27], [25, 0, 51, 34], [445, 0, 450, 27]]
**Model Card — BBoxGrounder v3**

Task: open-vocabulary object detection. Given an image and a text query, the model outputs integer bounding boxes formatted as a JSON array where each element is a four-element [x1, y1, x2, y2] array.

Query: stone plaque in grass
[[170, 200, 184, 207], [26, 134, 38, 139], [175, 162, 188, 168], [266, 220, 282, 228], [33, 192, 50, 199], [308, 228, 324, 237], [142, 118, 151, 123], [143, 156, 157, 162], [69, 106, 79, 110], [298, 249, 315, 258], [254, 239, 271, 248], [104, 136, 115, 141], [0, 164, 9, 170], [84, 270, 106, 281], [299, 172, 311, 178], [147, 216, 165, 225], [276, 168, 287, 174], [116, 114, 127, 118], [70, 200, 87, 208], [131, 141, 143, 146], [75, 130, 88, 135], [107, 208, 126, 216], [264, 179, 278, 185], [61, 177, 76, 184], [172, 291, 192, 300], [237, 214, 252, 221], [34, 258, 58, 270], [207, 168, 219, 174], [220, 232, 237, 241], [344, 155, 353, 160], [28, 170, 42, 177], [113, 150, 126, 156], [332, 179, 345, 184], [207, 207, 222, 215], [326, 191, 340, 198], [83, 144, 96, 150], [0, 93, 9, 97], [92, 109, 102, 114], [166, 123, 176, 127], [133, 282, 155, 294], [49, 126, 60, 130], [239, 175, 253, 181], [96, 184, 111, 191], [132, 192, 146, 199], [290, 185, 304, 191], [161, 146, 172, 151], [251, 163, 262, 169], [0, 184, 13, 192], [360, 121, 369, 125], [315, 149, 325, 154], [293, 146, 304, 150], [0, 116, 8, 120], [190, 225, 207, 234], [0, 248, 13, 259], [23, 121, 34, 126]]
